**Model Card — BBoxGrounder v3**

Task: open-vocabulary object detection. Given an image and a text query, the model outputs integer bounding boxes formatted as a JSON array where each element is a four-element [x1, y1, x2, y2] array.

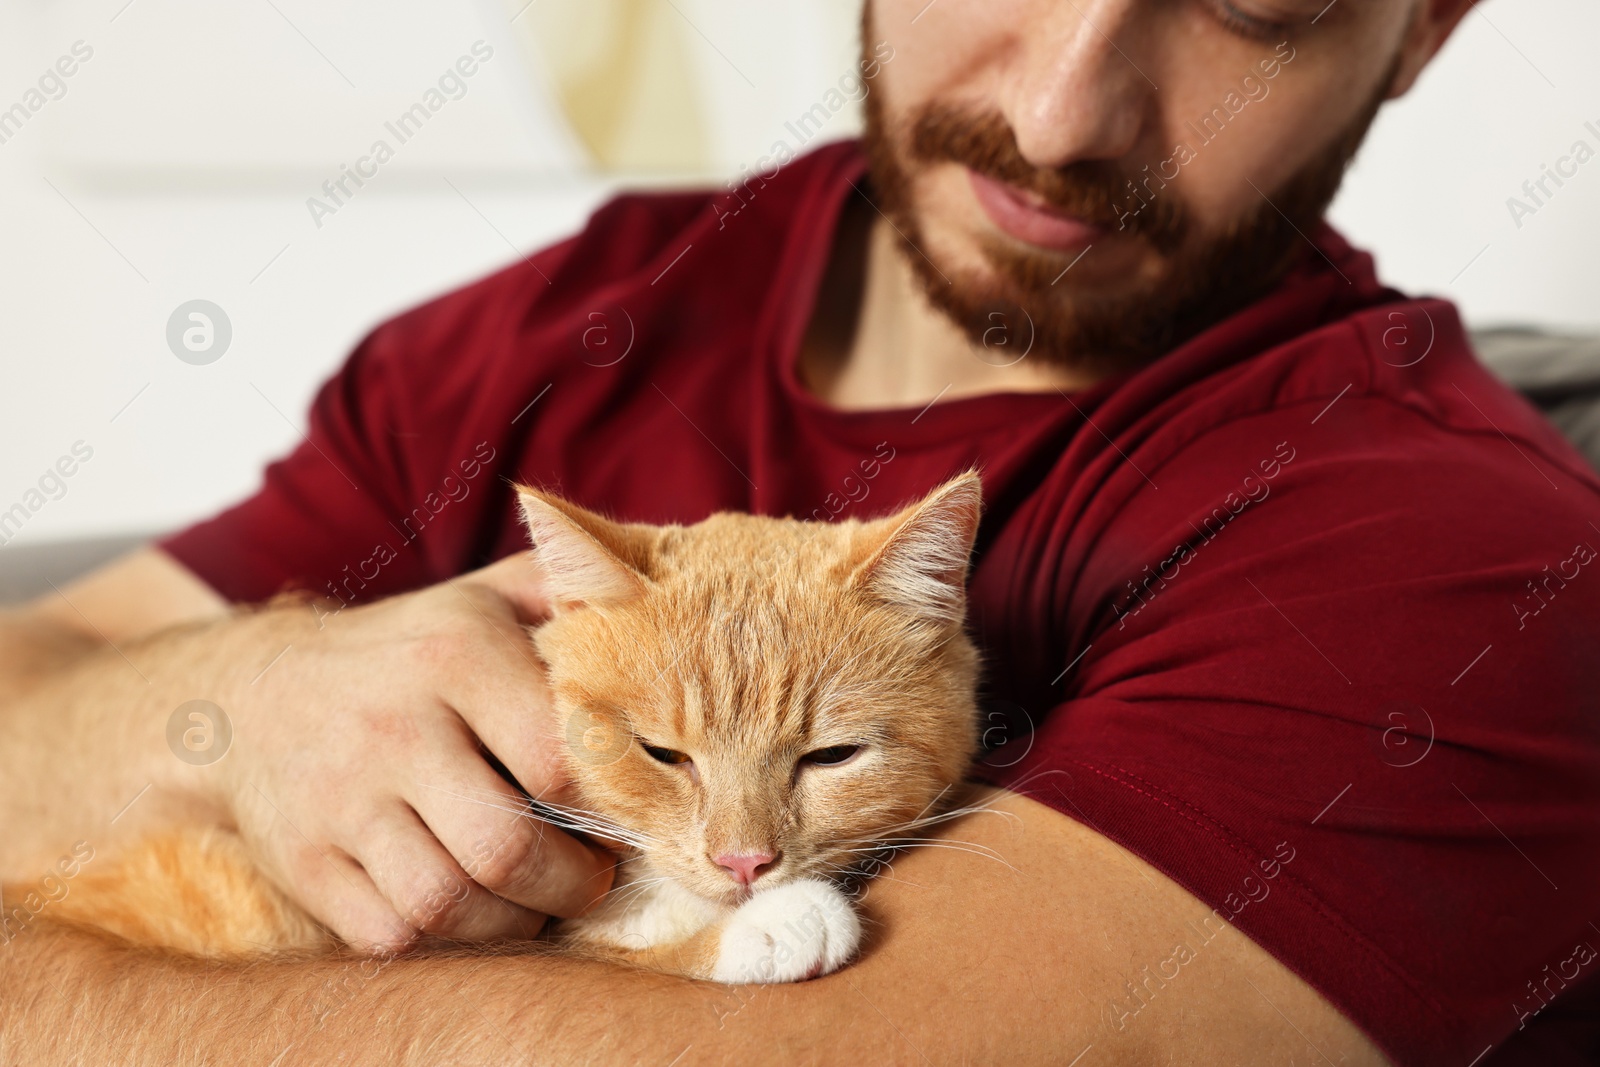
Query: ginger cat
[[5, 472, 984, 984]]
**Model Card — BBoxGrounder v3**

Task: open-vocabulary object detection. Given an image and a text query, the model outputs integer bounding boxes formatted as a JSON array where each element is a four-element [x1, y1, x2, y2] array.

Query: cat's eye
[[801, 744, 862, 767], [642, 743, 692, 766]]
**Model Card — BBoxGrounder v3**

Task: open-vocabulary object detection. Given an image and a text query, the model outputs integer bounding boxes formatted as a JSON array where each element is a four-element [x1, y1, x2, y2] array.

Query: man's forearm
[[0, 921, 728, 1067], [0, 607, 301, 876], [2, 921, 405, 1067]]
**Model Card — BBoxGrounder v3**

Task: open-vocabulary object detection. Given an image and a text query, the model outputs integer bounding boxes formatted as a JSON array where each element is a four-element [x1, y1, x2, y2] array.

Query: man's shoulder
[[1062, 287, 1600, 631], [1131, 290, 1600, 504]]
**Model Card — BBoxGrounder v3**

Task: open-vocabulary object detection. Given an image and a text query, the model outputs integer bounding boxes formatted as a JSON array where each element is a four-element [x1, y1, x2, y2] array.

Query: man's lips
[[968, 170, 1107, 252]]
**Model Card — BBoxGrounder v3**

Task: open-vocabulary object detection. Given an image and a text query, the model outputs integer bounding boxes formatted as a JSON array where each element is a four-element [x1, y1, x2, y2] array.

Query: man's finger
[[283, 843, 416, 955], [404, 762, 615, 919], [434, 614, 570, 801], [354, 805, 549, 941]]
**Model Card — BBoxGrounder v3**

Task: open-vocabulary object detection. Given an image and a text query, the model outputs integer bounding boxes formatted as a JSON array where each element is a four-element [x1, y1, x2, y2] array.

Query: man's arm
[[0, 548, 232, 869], [1, 789, 1389, 1066], [0, 547, 612, 945]]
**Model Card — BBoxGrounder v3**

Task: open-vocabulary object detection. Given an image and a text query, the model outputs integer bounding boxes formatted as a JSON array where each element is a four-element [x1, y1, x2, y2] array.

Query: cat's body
[[7, 474, 984, 983], [23, 827, 331, 959]]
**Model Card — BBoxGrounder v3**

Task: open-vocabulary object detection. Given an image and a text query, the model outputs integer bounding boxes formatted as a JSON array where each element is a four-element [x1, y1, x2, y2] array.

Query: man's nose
[[1002, 0, 1152, 168], [712, 851, 779, 887]]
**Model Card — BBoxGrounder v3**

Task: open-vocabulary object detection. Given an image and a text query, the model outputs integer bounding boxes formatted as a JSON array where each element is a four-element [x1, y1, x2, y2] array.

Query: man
[[2, 0, 1595, 1063]]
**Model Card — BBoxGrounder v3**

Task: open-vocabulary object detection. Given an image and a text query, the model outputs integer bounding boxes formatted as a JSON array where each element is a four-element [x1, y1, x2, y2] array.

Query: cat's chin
[[688, 872, 849, 912], [675, 879, 754, 910], [660, 870, 813, 911]]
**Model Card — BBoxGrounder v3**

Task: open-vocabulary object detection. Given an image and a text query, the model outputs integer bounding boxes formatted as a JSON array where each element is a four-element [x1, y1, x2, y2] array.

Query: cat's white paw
[[710, 879, 861, 984]]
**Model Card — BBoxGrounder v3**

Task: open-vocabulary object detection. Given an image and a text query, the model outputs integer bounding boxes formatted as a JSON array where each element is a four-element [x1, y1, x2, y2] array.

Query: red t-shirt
[[163, 141, 1600, 1065]]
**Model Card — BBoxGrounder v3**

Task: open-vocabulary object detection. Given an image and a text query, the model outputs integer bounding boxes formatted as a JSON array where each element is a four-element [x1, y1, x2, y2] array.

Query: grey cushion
[[0, 533, 150, 606], [1473, 327, 1600, 472], [2, 329, 1597, 605]]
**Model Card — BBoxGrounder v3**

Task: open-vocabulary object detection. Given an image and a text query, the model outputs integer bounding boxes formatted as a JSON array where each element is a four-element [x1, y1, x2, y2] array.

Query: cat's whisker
[[419, 784, 659, 850], [833, 805, 975, 849], [834, 835, 1017, 872], [870, 837, 1017, 869], [424, 790, 564, 827], [897, 784, 954, 833], [522, 805, 658, 849], [607, 874, 671, 910], [885, 844, 1017, 872], [854, 868, 928, 891], [615, 874, 670, 892], [621, 877, 671, 898], [537, 807, 655, 838], [858, 796, 1020, 842]]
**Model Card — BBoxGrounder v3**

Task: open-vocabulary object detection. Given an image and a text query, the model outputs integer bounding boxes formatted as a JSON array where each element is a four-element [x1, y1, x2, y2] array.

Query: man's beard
[[859, 39, 1395, 372]]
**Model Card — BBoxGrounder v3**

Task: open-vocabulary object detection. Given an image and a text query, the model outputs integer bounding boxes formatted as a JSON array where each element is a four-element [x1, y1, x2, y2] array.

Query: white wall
[[1328, 0, 1600, 331], [0, 0, 607, 546], [1, 0, 1595, 545]]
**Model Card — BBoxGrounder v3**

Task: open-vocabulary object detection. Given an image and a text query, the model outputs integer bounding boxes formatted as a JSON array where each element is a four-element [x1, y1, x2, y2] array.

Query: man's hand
[[0, 549, 613, 952], [209, 554, 614, 950]]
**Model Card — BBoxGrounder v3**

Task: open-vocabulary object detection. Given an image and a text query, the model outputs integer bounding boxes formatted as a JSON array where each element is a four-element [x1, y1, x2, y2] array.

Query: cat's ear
[[851, 470, 983, 627], [515, 485, 652, 610]]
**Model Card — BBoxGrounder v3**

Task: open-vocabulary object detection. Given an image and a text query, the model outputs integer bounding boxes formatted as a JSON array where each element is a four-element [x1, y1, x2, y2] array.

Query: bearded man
[[4, 2, 1597, 1064]]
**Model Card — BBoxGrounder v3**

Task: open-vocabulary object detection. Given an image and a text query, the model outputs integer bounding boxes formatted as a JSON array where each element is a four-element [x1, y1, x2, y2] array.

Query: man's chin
[[895, 227, 1179, 368], [918, 199, 1168, 284]]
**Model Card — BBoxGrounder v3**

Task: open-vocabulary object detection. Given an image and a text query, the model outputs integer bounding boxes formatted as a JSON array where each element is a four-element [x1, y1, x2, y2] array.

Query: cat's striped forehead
[[619, 581, 911, 745], [650, 512, 855, 583]]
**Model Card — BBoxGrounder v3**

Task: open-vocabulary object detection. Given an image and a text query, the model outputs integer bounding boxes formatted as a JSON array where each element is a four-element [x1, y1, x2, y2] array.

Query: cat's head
[[517, 473, 983, 907]]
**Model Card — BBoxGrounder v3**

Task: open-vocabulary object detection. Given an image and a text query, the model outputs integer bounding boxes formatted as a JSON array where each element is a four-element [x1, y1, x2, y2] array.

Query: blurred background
[[1, 0, 1597, 547]]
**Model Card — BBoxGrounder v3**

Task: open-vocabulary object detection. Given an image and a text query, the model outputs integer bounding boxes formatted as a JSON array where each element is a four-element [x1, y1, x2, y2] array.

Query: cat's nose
[[713, 851, 778, 887]]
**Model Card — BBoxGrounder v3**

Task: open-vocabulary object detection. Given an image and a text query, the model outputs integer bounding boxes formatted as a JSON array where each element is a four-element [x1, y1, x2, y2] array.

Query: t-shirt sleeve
[[158, 230, 596, 604], [988, 399, 1600, 1067], [154, 175, 756, 606]]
